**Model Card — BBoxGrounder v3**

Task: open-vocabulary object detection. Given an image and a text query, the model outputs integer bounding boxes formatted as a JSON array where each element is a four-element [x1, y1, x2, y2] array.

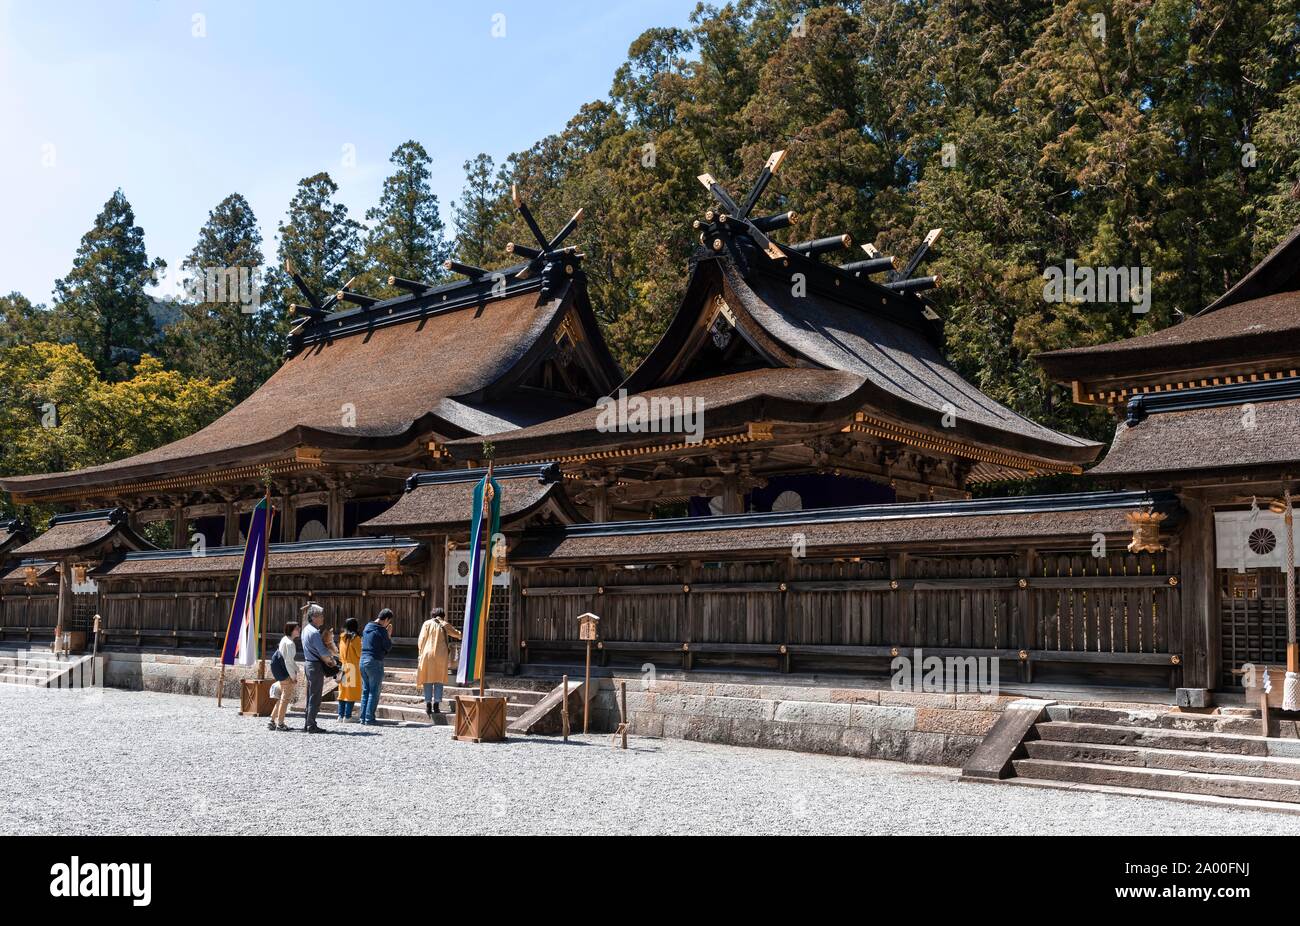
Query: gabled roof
[[11, 508, 155, 559], [448, 243, 1099, 476], [1037, 223, 1300, 386], [360, 462, 582, 535], [1, 268, 622, 501]]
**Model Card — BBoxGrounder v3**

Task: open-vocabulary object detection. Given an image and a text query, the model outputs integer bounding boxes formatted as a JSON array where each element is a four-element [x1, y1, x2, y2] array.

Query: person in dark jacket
[[359, 608, 394, 725]]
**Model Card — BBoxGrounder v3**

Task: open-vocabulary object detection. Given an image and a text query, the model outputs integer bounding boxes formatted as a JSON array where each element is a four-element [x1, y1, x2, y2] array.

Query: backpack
[[270, 649, 290, 681]]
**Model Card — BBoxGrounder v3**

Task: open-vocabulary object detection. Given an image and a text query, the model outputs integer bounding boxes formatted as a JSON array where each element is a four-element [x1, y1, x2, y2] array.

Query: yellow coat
[[337, 634, 363, 702], [417, 618, 461, 685]]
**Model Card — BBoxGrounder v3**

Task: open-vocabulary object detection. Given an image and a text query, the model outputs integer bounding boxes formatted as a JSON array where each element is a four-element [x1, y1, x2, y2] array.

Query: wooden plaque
[[453, 695, 507, 743], [239, 678, 275, 717]]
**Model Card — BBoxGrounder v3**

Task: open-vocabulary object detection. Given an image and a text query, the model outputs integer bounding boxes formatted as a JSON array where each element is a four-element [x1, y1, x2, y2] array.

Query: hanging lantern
[[22, 566, 38, 588], [381, 548, 402, 576], [1126, 509, 1167, 553], [72, 564, 88, 585]]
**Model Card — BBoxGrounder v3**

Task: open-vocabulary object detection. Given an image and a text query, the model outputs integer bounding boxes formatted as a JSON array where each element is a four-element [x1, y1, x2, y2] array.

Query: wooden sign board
[[577, 612, 601, 642]]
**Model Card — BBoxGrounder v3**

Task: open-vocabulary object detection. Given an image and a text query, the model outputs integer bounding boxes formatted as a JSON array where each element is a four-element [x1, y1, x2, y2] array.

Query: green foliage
[[0, 343, 232, 522], [263, 172, 364, 317], [52, 190, 167, 380], [450, 0, 1300, 441], [162, 193, 284, 403], [0, 292, 60, 346], [360, 141, 451, 297]]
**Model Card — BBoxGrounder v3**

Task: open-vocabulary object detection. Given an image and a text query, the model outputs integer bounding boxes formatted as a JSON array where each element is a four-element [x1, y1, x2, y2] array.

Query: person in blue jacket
[[359, 608, 394, 725]]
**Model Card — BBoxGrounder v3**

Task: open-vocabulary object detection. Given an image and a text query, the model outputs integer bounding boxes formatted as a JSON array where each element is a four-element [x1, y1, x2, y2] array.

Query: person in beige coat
[[417, 607, 461, 717]]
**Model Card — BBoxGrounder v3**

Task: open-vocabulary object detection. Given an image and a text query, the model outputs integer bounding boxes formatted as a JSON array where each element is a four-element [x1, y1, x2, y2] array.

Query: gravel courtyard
[[3, 685, 1298, 836]]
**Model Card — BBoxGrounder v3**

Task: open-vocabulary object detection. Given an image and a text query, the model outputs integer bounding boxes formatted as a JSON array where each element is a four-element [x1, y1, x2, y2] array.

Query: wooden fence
[[515, 542, 1183, 687]]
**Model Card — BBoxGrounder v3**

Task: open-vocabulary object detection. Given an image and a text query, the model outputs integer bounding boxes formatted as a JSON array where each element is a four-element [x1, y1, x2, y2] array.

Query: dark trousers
[[304, 661, 325, 728]]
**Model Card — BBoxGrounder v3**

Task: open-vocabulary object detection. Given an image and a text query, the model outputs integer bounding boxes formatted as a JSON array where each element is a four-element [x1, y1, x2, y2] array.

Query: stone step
[[1024, 738, 1300, 781], [1013, 758, 1300, 804], [1034, 721, 1300, 757], [1047, 704, 1264, 736], [380, 684, 543, 704]]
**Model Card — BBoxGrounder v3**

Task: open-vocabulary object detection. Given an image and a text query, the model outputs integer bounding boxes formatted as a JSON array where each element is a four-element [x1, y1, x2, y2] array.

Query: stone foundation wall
[[104, 652, 265, 701], [596, 679, 1018, 767]]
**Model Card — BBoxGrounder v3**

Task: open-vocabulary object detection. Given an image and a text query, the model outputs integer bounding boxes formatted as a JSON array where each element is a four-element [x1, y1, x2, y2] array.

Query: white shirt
[[278, 635, 298, 677]]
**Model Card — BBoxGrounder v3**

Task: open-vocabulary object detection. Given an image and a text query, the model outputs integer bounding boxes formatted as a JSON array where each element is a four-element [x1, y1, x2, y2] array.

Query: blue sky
[[0, 0, 698, 304]]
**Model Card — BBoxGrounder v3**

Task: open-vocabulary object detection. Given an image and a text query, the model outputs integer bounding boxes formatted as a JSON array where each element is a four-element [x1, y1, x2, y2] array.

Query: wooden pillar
[[327, 487, 345, 539], [223, 501, 238, 546], [55, 559, 69, 653], [171, 506, 186, 549], [1179, 494, 1216, 690], [721, 472, 743, 515], [591, 482, 610, 523], [281, 493, 297, 544]]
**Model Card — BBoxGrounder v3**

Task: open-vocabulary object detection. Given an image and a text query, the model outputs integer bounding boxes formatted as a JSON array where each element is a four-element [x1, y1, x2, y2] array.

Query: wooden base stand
[[240, 678, 275, 716], [453, 695, 507, 743]]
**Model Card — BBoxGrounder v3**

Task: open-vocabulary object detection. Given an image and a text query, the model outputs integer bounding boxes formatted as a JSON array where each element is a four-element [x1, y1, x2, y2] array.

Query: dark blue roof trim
[[404, 462, 561, 492], [47, 507, 126, 528], [114, 535, 419, 562], [1125, 376, 1300, 426], [539, 490, 1179, 539]]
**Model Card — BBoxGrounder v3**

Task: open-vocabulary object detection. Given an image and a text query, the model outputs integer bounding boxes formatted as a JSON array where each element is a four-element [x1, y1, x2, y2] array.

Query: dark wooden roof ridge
[[403, 462, 561, 490], [511, 490, 1180, 562], [93, 535, 425, 577], [533, 489, 1178, 539], [12, 507, 156, 558], [290, 258, 537, 353], [1123, 375, 1300, 426]]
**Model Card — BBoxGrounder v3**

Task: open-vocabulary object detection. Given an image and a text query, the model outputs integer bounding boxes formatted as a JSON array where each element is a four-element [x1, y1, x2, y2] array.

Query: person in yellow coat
[[417, 607, 461, 717], [336, 618, 363, 722]]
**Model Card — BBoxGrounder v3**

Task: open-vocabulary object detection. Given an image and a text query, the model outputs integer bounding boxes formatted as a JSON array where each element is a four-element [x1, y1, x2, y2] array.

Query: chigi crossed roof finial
[[696, 150, 793, 260], [695, 148, 940, 297]]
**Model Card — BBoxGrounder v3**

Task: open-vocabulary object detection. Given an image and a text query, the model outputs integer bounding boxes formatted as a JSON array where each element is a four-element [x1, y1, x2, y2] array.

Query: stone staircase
[[0, 650, 101, 689], [374, 667, 546, 725], [1011, 703, 1300, 805]]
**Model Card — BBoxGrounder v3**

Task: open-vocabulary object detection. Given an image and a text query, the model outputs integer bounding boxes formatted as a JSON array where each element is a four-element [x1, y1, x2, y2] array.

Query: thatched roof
[[1, 271, 620, 501], [360, 463, 582, 535], [448, 246, 1099, 476], [10, 508, 154, 559]]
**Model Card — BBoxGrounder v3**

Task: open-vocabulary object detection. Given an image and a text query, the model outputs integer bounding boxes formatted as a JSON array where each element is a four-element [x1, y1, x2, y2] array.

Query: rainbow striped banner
[[220, 497, 272, 667], [456, 474, 501, 686]]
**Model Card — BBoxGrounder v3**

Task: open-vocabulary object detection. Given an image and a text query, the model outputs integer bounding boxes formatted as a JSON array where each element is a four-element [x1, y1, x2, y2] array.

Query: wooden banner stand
[[453, 694, 507, 742], [240, 678, 275, 716]]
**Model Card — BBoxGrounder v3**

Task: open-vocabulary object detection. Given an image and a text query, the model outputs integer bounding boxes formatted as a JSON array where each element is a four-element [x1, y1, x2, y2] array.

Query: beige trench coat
[[416, 617, 462, 685]]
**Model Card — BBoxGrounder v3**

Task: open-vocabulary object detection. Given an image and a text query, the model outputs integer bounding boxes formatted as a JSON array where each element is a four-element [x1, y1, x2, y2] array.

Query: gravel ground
[[3, 685, 1298, 836]]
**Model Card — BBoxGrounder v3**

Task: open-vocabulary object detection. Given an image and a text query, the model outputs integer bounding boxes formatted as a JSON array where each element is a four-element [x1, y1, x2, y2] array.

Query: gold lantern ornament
[[1126, 509, 1167, 554], [381, 548, 402, 576], [22, 565, 39, 588], [72, 563, 88, 585]]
